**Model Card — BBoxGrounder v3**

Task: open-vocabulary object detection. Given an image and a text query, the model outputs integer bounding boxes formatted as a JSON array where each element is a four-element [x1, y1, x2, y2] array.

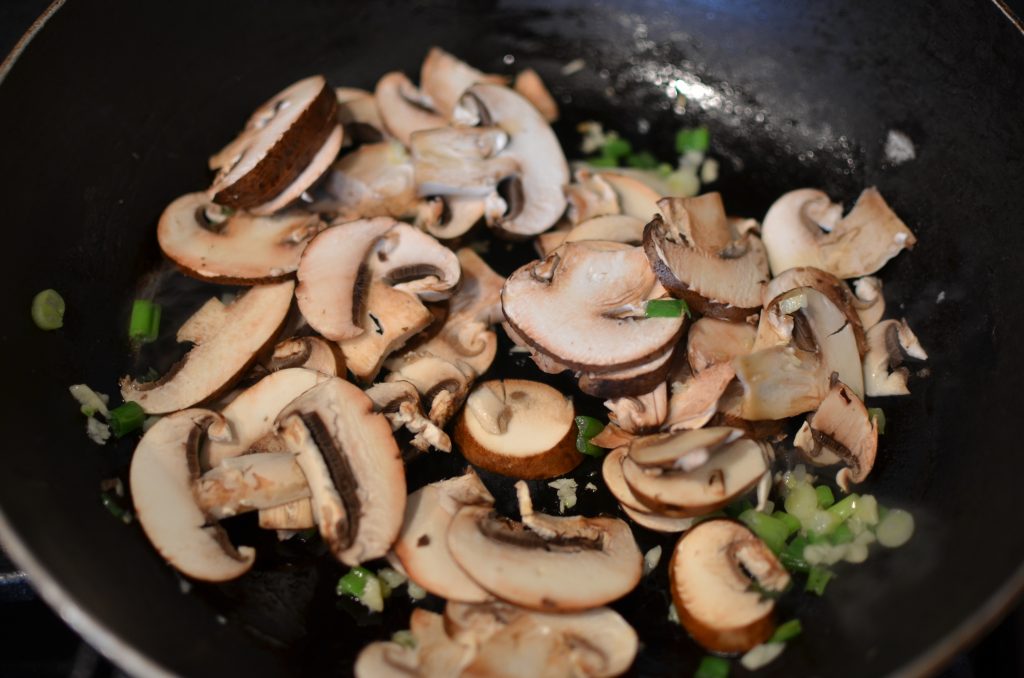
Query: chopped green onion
[[772, 511, 801, 537], [829, 521, 855, 545], [337, 566, 374, 598], [645, 298, 691, 318], [780, 536, 810, 573], [656, 162, 674, 177], [827, 493, 860, 521], [770, 619, 803, 644], [586, 156, 619, 168], [392, 630, 416, 649], [108, 402, 145, 438], [129, 299, 162, 343], [815, 485, 836, 509], [805, 566, 833, 596], [31, 289, 65, 330], [676, 126, 710, 154], [725, 498, 754, 518], [868, 407, 886, 434], [739, 510, 789, 554], [601, 136, 632, 160], [695, 655, 730, 678], [805, 508, 842, 537], [626, 151, 658, 169], [100, 491, 132, 524], [574, 415, 606, 457]]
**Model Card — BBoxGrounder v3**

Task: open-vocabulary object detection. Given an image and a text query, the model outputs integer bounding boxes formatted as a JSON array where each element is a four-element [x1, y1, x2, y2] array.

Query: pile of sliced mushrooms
[[123, 47, 927, 676]]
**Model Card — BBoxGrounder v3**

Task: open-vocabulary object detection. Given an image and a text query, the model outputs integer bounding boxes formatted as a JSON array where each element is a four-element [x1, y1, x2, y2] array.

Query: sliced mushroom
[[449, 248, 504, 325], [863, 319, 928, 397], [852, 276, 885, 330], [622, 436, 770, 517], [411, 126, 518, 197], [513, 68, 559, 123], [295, 217, 395, 340], [687, 317, 757, 373], [209, 75, 338, 210], [259, 500, 315, 531], [250, 123, 344, 216], [761, 187, 917, 279], [195, 452, 311, 520], [565, 168, 621, 225], [157, 193, 323, 283], [665, 362, 736, 431], [365, 222, 461, 301], [578, 348, 676, 399], [277, 378, 406, 565], [375, 71, 446, 147], [502, 242, 684, 372], [336, 87, 385, 144], [670, 519, 791, 653], [130, 409, 255, 581], [453, 84, 569, 237], [322, 140, 421, 219], [422, 195, 487, 240], [204, 367, 330, 468], [602, 447, 656, 514], [121, 281, 294, 414], [417, 47, 505, 119], [501, 319, 572, 375], [557, 214, 647, 250], [600, 172, 661, 222], [264, 336, 345, 376], [364, 381, 452, 453], [732, 346, 828, 420], [454, 379, 581, 479], [604, 383, 668, 434], [620, 504, 695, 534], [589, 423, 636, 450], [354, 641, 419, 678], [762, 266, 867, 356], [627, 426, 744, 470], [339, 281, 434, 382], [643, 200, 770, 321], [410, 609, 477, 677], [795, 380, 879, 492], [385, 353, 473, 427], [447, 503, 642, 611], [394, 471, 495, 603]]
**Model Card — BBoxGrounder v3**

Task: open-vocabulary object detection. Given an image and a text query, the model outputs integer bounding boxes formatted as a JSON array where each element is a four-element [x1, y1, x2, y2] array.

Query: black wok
[[1, 0, 1022, 675]]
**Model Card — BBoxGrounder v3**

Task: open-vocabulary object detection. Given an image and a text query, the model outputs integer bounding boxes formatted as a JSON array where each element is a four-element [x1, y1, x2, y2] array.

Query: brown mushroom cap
[[277, 377, 406, 565], [209, 75, 338, 210], [670, 519, 790, 653], [502, 242, 684, 372], [577, 347, 676, 399], [157, 193, 323, 283], [121, 281, 294, 414]]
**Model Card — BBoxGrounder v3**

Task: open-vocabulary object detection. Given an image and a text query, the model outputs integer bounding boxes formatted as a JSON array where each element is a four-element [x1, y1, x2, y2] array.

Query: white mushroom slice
[[600, 172, 661, 222], [210, 76, 338, 209], [374, 71, 445, 147], [386, 353, 472, 427], [121, 282, 294, 414], [204, 367, 330, 468], [423, 195, 487, 240], [462, 614, 574, 678], [620, 505, 695, 534], [264, 336, 345, 376], [795, 380, 879, 491], [130, 409, 255, 582], [366, 222, 461, 301], [420, 46, 506, 120], [627, 426, 743, 469], [665, 362, 736, 431], [295, 217, 396, 340], [195, 452, 311, 520], [394, 471, 495, 603], [354, 641, 420, 678], [502, 242, 684, 372], [251, 124, 344, 216], [454, 379, 580, 479], [335, 87, 385, 143], [277, 378, 406, 565], [602, 447, 655, 514], [578, 348, 675, 399], [762, 187, 917, 279], [670, 520, 791, 653], [564, 214, 645, 246], [364, 381, 451, 453], [415, 321, 498, 379], [339, 281, 434, 382], [513, 68, 559, 123], [566, 169, 621, 225], [732, 346, 828, 420], [643, 200, 770, 321], [852, 276, 885, 329], [157, 193, 323, 283], [762, 266, 867, 356], [411, 609, 476, 677], [411, 126, 518, 197], [259, 500, 315, 531], [863, 319, 928, 397], [455, 84, 569, 237], [622, 438, 770, 517], [686, 317, 755, 374], [447, 505, 642, 611], [604, 383, 668, 434], [323, 140, 421, 219]]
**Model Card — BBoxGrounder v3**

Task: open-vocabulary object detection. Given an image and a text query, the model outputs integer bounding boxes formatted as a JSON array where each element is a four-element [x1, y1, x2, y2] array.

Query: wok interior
[[0, 1, 1022, 676]]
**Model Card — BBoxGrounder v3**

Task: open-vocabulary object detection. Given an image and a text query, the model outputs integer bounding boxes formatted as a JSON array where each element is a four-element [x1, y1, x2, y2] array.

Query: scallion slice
[[601, 136, 632, 160], [868, 407, 886, 434], [574, 415, 606, 457], [770, 619, 803, 643], [129, 299, 162, 343], [645, 298, 691, 318], [780, 536, 810, 573], [772, 511, 801, 536], [827, 493, 860, 521], [31, 289, 65, 330], [805, 566, 833, 596], [739, 510, 789, 554], [676, 126, 710, 154], [108, 402, 145, 437], [337, 566, 374, 598], [815, 485, 836, 509], [694, 655, 730, 678], [626, 150, 658, 169]]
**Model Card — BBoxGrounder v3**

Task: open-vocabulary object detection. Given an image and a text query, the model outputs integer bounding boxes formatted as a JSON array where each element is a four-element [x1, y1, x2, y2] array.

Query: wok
[[1, 0, 1022, 675]]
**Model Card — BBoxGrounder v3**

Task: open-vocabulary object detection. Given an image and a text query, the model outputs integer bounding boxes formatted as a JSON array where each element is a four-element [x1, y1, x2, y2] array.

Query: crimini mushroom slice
[[157, 193, 323, 283], [670, 519, 791, 653], [453, 83, 569, 237], [421, 195, 487, 240], [627, 426, 744, 470], [665, 362, 737, 431], [621, 504, 696, 534], [513, 68, 559, 123], [449, 248, 504, 325], [204, 367, 330, 468], [411, 126, 517, 197], [602, 447, 656, 514], [339, 280, 434, 383], [209, 75, 338, 210], [322, 140, 421, 220], [251, 123, 344, 216], [502, 242, 684, 372], [385, 352, 473, 425], [762, 266, 867, 355], [622, 437, 770, 517], [414, 320, 498, 382], [295, 216, 395, 340], [264, 336, 344, 376], [563, 214, 646, 247], [365, 222, 461, 302], [761, 187, 917, 279], [394, 471, 496, 603], [259, 499, 315, 531], [795, 380, 879, 492], [863, 319, 928, 397], [604, 383, 668, 434], [121, 281, 294, 414], [454, 379, 580, 479], [364, 381, 451, 453], [335, 87, 385, 144], [130, 409, 255, 582], [643, 201, 770, 321], [420, 46, 507, 120], [732, 346, 828, 420], [578, 348, 675, 399], [852, 276, 885, 329], [600, 172, 661, 222], [277, 378, 406, 565], [194, 452, 311, 520], [354, 641, 419, 678], [374, 71, 446, 147], [447, 502, 642, 611], [687, 317, 757, 373], [565, 168, 621, 225]]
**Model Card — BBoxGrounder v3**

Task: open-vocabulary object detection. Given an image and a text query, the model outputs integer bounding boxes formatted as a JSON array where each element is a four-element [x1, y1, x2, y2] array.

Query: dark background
[[0, 1, 1021, 676]]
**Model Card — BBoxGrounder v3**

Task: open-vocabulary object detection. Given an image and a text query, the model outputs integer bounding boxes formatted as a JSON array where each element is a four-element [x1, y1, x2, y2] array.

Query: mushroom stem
[[195, 452, 311, 520]]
